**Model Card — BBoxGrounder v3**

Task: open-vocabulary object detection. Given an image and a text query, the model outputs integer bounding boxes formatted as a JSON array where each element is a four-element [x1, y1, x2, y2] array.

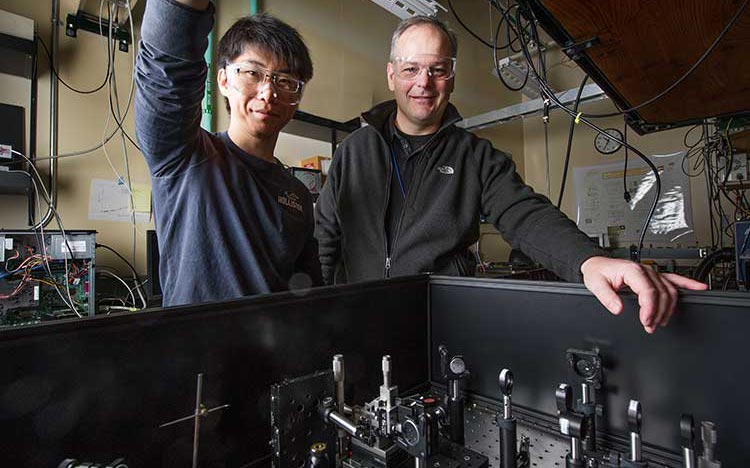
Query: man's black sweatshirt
[[315, 100, 605, 284]]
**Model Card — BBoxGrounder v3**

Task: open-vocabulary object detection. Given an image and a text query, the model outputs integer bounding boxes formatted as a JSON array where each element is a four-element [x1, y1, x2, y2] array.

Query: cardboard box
[[300, 156, 331, 175]]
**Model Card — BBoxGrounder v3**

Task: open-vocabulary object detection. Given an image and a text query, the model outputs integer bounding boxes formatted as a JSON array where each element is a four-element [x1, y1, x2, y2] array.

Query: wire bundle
[[2, 0, 146, 316], [447, 0, 749, 261]]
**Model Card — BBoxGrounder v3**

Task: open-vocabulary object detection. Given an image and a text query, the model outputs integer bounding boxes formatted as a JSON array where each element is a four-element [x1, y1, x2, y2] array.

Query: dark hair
[[218, 13, 313, 112]]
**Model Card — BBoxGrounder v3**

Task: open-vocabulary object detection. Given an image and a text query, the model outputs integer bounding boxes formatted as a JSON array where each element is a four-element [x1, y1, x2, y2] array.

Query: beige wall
[[521, 50, 712, 248], [0, 0, 526, 274], [0, 0, 154, 275], [1, 0, 718, 277]]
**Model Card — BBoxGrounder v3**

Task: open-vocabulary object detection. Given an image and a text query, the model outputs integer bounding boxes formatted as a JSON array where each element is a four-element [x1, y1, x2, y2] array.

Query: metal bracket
[[65, 11, 131, 52], [561, 37, 600, 61], [458, 83, 607, 131]]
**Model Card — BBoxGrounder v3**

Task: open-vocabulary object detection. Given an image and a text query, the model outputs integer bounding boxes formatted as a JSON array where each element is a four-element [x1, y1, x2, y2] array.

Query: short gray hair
[[389, 15, 458, 61]]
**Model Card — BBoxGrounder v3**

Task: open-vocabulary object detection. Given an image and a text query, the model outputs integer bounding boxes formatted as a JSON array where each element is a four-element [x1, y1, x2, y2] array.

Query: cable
[[97, 268, 137, 308], [492, 2, 523, 50], [722, 118, 735, 186], [106, 0, 142, 154], [556, 74, 588, 208], [705, 140, 722, 248], [578, 0, 749, 119], [9, 152, 82, 317], [623, 119, 631, 202], [36, 34, 111, 95], [108, 2, 140, 273], [683, 124, 704, 148], [2, 0, 141, 170], [33, 0, 114, 96], [96, 243, 147, 309], [514, 5, 660, 261], [493, 9, 528, 91], [448, 0, 496, 49]]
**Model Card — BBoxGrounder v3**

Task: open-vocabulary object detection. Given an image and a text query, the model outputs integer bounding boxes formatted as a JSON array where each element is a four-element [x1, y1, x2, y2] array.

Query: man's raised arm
[[134, 0, 214, 177]]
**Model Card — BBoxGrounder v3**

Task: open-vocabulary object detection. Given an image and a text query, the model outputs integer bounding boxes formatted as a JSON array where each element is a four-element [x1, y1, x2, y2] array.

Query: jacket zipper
[[386, 131, 444, 274], [382, 138, 394, 278], [377, 117, 459, 278]]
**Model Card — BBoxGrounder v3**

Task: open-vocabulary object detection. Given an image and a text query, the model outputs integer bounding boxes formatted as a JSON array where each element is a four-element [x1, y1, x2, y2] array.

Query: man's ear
[[386, 61, 395, 92], [217, 68, 230, 98]]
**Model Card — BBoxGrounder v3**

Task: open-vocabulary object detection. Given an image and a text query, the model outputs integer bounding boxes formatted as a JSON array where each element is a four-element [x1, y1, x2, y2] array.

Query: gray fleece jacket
[[315, 100, 605, 285]]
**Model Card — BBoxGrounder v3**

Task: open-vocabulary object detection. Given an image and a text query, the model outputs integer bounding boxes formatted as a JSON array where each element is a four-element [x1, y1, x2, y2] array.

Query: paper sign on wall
[[573, 152, 695, 245], [89, 178, 151, 223]]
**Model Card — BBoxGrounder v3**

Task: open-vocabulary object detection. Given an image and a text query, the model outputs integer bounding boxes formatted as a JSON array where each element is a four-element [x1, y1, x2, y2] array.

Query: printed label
[[277, 191, 304, 213], [64, 240, 88, 254], [437, 165, 454, 175]]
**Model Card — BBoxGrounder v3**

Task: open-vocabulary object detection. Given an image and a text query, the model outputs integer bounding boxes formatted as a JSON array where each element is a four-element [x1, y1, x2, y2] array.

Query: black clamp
[[567, 348, 603, 452], [557, 384, 589, 468], [496, 369, 518, 468], [561, 37, 601, 61], [621, 400, 648, 468], [439, 345, 469, 444], [680, 414, 696, 468]]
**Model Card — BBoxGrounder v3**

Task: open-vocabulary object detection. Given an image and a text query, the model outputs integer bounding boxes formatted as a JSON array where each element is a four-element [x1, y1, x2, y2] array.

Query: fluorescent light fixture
[[370, 0, 447, 19]]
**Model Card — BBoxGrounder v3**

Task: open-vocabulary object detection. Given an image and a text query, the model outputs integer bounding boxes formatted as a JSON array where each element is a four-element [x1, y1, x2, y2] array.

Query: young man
[[135, 0, 321, 306], [315, 16, 707, 333]]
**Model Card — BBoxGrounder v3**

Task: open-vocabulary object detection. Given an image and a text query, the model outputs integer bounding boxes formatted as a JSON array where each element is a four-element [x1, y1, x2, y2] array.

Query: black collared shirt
[[385, 116, 435, 252]]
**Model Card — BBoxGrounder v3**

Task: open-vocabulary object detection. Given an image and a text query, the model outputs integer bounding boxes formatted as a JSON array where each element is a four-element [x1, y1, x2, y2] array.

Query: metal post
[[193, 374, 204, 468], [36, 0, 60, 229]]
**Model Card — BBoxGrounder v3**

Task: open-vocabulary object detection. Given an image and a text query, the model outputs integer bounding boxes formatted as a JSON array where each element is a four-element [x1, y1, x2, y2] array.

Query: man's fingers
[[581, 257, 707, 333], [661, 273, 709, 290], [660, 280, 679, 327], [645, 267, 674, 329], [621, 264, 658, 330], [586, 275, 624, 315]]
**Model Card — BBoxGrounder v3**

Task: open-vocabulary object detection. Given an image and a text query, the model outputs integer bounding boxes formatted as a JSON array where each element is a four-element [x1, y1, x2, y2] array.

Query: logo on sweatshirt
[[437, 165, 454, 175], [278, 191, 303, 213]]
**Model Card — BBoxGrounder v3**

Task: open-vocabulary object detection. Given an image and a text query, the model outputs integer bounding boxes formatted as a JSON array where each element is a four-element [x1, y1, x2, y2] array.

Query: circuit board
[[1, 230, 96, 327]]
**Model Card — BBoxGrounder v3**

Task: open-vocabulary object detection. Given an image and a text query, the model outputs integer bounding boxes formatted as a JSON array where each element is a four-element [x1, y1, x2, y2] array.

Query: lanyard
[[390, 146, 407, 199]]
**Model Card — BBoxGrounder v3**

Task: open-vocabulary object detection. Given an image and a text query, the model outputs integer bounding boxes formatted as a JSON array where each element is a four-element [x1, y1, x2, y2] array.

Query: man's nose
[[414, 67, 432, 87], [256, 78, 277, 101]]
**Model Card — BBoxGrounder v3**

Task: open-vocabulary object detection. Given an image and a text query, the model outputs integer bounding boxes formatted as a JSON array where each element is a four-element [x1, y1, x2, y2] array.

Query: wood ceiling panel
[[534, 0, 750, 133]]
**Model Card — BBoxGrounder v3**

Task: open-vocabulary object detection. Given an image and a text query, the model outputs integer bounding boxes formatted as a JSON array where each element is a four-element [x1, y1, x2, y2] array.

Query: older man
[[315, 15, 706, 333]]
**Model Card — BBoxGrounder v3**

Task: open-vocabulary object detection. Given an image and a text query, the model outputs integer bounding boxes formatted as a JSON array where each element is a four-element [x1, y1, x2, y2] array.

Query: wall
[[244, 1, 526, 262], [522, 50, 713, 248], [0, 0, 154, 276], [0, 0, 526, 276]]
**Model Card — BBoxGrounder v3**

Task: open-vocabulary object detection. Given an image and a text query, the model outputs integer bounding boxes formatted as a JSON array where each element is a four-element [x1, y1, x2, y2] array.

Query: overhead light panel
[[370, 0, 447, 19], [492, 41, 557, 100], [493, 57, 548, 100]]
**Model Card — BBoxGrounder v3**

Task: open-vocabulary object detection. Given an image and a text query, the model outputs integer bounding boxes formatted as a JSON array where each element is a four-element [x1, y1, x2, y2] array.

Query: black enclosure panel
[[0, 277, 429, 467], [429, 277, 750, 466]]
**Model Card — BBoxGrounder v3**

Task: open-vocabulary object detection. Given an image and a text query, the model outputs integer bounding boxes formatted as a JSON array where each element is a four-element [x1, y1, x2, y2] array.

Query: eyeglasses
[[226, 62, 305, 105], [391, 55, 456, 81]]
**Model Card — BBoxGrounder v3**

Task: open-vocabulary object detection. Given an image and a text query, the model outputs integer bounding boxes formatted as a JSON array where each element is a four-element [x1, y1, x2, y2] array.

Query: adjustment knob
[[627, 400, 642, 433], [680, 414, 695, 449], [499, 369, 514, 397], [450, 356, 466, 375]]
